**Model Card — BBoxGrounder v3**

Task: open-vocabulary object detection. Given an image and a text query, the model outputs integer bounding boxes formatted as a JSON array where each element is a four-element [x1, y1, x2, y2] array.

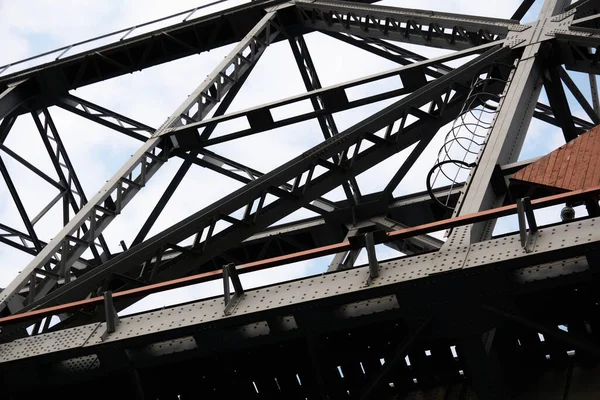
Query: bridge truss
[[0, 0, 600, 398]]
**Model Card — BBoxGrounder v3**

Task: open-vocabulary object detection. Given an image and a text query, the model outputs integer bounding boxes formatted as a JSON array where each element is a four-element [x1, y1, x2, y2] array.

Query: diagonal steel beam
[[381, 137, 435, 199], [0, 223, 91, 273], [32, 110, 110, 268], [0, 1, 284, 92], [322, 31, 453, 78], [0, 143, 63, 191], [0, 80, 29, 120], [534, 101, 592, 132], [57, 89, 338, 216], [0, 155, 43, 253], [32, 109, 112, 266], [57, 93, 340, 252], [543, 63, 578, 142], [324, 32, 594, 136], [131, 60, 259, 247], [288, 35, 362, 206], [558, 65, 600, 124], [370, 216, 444, 252], [57, 94, 154, 142], [0, 116, 96, 270], [0, 10, 283, 314], [22, 45, 512, 314], [511, 0, 536, 21], [167, 41, 503, 146]]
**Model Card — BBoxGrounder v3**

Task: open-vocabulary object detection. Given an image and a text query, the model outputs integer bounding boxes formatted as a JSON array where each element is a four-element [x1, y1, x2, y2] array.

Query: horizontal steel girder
[[0, 207, 598, 367], [0, 1, 284, 94], [294, 0, 524, 50]]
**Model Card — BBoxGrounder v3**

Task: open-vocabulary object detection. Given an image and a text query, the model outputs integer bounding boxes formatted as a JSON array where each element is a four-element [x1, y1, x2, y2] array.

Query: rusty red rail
[[1, 185, 598, 327]]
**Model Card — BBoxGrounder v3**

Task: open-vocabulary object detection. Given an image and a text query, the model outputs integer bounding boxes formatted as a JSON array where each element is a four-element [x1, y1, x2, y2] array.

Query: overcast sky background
[[0, 0, 593, 316]]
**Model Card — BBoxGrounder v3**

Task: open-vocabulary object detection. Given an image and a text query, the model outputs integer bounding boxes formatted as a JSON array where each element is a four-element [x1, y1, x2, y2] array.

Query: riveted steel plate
[[515, 256, 589, 283], [1, 218, 599, 363], [0, 324, 99, 362], [463, 218, 600, 268]]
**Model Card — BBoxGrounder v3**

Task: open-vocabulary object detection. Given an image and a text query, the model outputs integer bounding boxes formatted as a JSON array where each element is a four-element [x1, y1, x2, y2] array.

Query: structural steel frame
[[0, 0, 600, 398]]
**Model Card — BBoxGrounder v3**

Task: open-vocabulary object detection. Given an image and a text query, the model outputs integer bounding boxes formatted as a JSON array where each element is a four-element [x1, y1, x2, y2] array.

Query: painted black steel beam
[[0, 80, 34, 120], [556, 39, 600, 75], [20, 45, 512, 316], [288, 35, 362, 206], [326, 33, 594, 136], [0, 156, 43, 253], [57, 94, 154, 142], [511, 0, 536, 20], [558, 66, 600, 124], [381, 137, 435, 200], [294, 0, 520, 50], [0, 1, 282, 94], [0, 113, 17, 144], [533, 102, 592, 132], [543, 63, 578, 142], [322, 31, 453, 78], [0, 0, 386, 101]]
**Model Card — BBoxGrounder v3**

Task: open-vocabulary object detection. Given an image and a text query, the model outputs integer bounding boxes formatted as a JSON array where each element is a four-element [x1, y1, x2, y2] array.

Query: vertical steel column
[[446, 0, 569, 246], [590, 74, 600, 116]]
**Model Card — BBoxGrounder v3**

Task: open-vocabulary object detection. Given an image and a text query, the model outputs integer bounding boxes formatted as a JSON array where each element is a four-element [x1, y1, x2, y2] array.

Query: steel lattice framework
[[1, 0, 600, 398]]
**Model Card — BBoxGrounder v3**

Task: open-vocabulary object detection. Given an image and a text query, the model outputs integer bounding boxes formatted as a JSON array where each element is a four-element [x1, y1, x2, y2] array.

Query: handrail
[[0, 0, 252, 78]]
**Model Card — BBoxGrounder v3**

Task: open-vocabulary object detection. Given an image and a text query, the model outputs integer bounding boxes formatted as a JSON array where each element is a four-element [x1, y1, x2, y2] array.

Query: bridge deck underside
[[4, 258, 600, 399]]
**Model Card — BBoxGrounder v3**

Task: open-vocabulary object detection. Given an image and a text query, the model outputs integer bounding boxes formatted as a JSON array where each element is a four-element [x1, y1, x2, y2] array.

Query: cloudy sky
[[0, 0, 591, 315]]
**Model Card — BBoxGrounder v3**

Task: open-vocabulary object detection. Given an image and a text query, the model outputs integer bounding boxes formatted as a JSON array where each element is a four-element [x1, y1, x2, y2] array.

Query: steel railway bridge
[[1, 0, 600, 398]]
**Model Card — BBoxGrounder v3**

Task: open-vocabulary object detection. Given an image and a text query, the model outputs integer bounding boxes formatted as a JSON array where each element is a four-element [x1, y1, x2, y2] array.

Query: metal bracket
[[223, 263, 244, 316], [364, 232, 380, 286], [516, 197, 538, 253], [101, 291, 120, 341]]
